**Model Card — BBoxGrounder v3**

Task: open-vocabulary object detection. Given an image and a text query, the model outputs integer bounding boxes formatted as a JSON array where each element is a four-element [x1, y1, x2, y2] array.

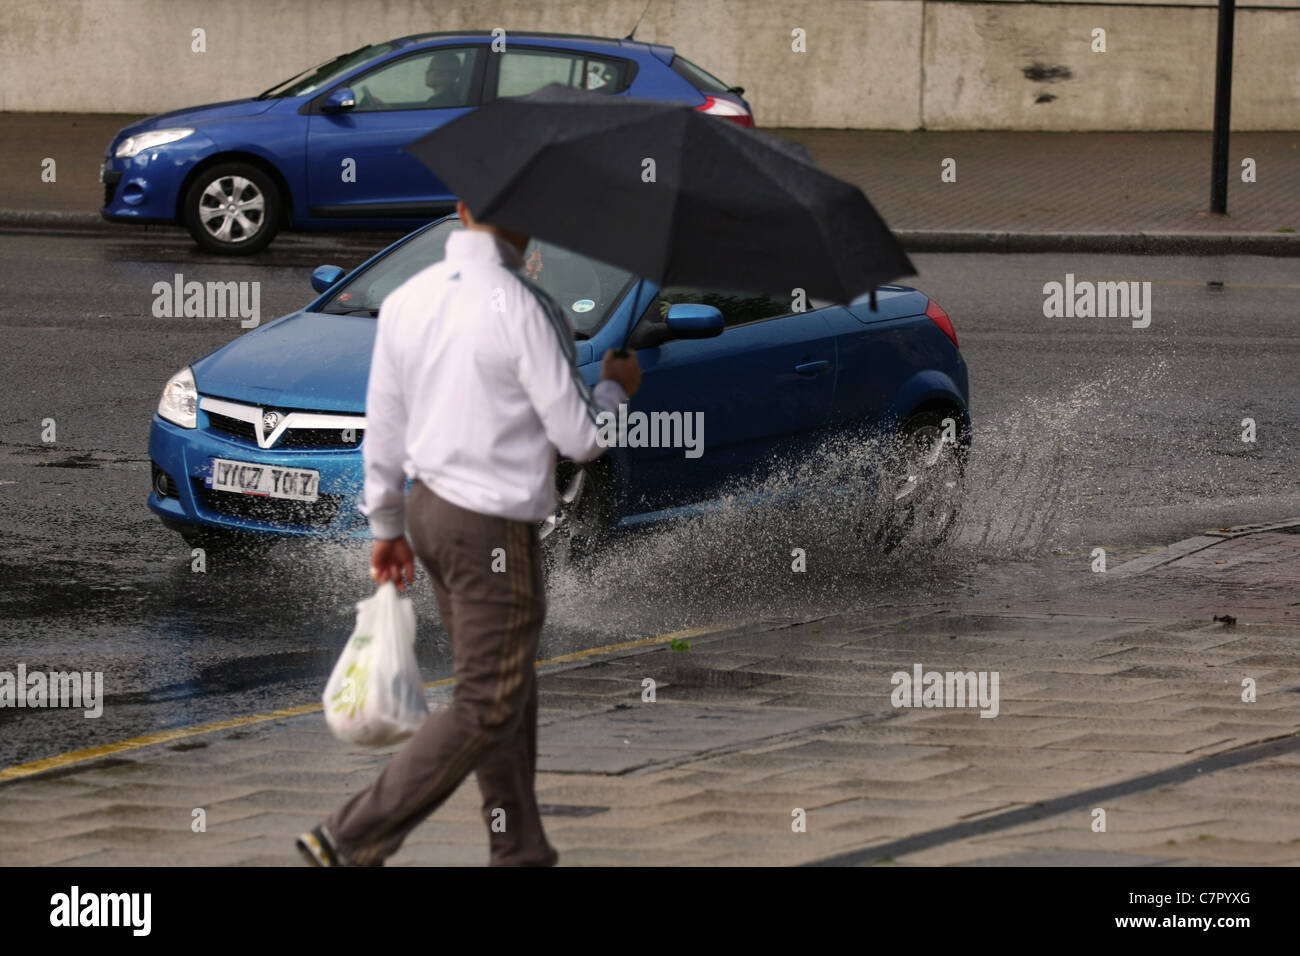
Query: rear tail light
[[695, 96, 754, 127], [926, 298, 958, 349]]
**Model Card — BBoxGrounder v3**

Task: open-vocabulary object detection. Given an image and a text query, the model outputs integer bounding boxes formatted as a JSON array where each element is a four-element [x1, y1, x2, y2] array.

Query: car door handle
[[794, 360, 831, 376]]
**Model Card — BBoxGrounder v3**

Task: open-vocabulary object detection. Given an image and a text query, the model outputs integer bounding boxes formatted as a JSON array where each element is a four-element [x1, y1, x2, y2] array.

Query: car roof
[[397, 30, 667, 56]]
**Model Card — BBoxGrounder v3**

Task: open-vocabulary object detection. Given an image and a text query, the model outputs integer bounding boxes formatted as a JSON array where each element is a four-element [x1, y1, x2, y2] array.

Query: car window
[[351, 48, 480, 111], [669, 55, 732, 95], [258, 43, 398, 99], [652, 287, 794, 327], [319, 220, 634, 338], [496, 49, 627, 98]]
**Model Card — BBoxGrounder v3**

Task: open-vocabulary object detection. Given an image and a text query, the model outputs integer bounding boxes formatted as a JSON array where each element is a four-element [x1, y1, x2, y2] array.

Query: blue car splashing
[[149, 216, 969, 553]]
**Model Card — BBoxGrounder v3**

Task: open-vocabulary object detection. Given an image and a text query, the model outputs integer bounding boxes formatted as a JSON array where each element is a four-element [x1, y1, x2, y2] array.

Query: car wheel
[[872, 410, 967, 552], [183, 162, 281, 255], [540, 458, 613, 566]]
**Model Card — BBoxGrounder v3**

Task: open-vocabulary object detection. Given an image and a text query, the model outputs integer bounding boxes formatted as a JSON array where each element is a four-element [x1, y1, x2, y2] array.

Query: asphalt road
[[1, 227, 1297, 768]]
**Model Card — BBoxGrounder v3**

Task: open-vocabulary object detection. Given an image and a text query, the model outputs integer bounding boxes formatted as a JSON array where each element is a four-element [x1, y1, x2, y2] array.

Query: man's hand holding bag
[[323, 582, 428, 746]]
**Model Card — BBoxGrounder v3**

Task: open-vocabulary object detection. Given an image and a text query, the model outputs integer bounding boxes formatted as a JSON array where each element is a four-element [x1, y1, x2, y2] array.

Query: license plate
[[99, 162, 107, 184], [207, 457, 319, 502]]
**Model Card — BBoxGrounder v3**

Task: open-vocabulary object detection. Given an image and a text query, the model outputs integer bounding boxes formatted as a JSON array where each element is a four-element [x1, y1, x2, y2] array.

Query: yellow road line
[[534, 624, 726, 667], [0, 623, 733, 784]]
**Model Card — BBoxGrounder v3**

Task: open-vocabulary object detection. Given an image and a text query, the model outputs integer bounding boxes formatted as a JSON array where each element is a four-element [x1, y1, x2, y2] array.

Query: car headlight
[[158, 367, 198, 429], [115, 128, 194, 158]]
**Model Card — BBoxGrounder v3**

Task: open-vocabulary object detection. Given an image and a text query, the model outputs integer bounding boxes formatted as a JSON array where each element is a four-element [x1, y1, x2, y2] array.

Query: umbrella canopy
[[404, 84, 914, 304]]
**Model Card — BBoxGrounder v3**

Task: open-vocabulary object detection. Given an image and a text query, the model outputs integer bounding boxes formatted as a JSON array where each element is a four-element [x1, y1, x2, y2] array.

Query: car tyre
[[540, 458, 614, 567], [872, 409, 967, 552], [183, 162, 281, 255]]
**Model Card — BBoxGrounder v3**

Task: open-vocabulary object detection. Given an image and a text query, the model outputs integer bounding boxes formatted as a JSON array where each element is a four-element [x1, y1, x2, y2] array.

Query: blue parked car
[[101, 31, 753, 255], [149, 217, 971, 555]]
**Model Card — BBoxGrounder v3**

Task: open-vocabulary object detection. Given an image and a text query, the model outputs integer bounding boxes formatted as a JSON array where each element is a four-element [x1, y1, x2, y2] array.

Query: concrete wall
[[923, 4, 1300, 130], [1, 0, 1296, 129]]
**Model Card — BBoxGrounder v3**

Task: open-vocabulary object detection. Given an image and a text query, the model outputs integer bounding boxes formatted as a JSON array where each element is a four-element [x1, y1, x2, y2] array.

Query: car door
[[623, 286, 837, 513], [305, 45, 485, 217]]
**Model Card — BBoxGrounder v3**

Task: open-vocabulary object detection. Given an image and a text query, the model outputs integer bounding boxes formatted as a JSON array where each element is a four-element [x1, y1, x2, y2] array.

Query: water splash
[[545, 359, 1175, 629]]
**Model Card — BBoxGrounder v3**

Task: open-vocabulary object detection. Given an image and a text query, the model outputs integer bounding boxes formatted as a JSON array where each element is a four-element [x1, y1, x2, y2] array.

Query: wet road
[[1, 228, 1297, 767]]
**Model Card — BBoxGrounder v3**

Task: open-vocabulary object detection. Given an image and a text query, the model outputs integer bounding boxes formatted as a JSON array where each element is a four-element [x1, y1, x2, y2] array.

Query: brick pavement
[[1, 522, 1296, 866]]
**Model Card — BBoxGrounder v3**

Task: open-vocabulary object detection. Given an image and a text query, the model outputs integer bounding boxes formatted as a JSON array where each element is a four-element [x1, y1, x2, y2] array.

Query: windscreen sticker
[[572, 299, 595, 313]]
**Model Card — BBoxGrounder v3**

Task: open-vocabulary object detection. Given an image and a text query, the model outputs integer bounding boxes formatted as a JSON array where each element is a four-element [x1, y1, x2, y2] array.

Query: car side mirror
[[322, 88, 356, 113], [665, 304, 724, 338], [311, 264, 345, 293], [628, 303, 725, 350]]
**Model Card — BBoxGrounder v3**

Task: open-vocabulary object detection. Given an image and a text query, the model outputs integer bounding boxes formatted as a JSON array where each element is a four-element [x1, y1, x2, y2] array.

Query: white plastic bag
[[323, 582, 428, 746]]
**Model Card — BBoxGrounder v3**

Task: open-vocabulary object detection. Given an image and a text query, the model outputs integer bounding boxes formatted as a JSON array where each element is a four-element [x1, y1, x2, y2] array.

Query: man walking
[[297, 201, 641, 867]]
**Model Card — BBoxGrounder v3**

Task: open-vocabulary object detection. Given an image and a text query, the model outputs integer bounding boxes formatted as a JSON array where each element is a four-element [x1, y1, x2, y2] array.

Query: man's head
[[456, 200, 530, 257], [425, 55, 460, 96]]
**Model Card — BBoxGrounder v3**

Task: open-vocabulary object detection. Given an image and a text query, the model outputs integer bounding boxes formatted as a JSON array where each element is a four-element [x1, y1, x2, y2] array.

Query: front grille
[[103, 181, 116, 207], [201, 403, 363, 450], [277, 427, 364, 449], [192, 479, 342, 529], [206, 411, 258, 443]]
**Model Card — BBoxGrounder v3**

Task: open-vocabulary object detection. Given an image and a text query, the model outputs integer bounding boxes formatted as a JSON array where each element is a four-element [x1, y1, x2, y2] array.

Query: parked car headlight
[[158, 367, 198, 428], [115, 128, 194, 158]]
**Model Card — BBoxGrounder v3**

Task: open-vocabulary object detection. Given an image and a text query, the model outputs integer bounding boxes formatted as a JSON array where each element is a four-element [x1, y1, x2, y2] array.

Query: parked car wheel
[[872, 410, 967, 552], [183, 162, 281, 255], [540, 458, 614, 565]]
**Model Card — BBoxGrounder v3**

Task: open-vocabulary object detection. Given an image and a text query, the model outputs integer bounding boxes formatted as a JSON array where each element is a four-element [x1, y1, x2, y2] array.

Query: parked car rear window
[[320, 220, 634, 338], [496, 49, 628, 98], [669, 55, 731, 94]]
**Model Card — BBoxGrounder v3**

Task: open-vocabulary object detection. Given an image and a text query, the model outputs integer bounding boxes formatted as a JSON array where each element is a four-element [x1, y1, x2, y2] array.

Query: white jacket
[[361, 229, 626, 537]]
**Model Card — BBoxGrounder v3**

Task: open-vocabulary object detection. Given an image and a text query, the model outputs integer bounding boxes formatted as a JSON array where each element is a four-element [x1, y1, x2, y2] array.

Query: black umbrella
[[404, 84, 914, 308]]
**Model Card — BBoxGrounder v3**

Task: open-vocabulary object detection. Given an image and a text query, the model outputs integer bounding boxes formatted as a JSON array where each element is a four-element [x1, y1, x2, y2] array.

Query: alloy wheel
[[198, 175, 266, 244]]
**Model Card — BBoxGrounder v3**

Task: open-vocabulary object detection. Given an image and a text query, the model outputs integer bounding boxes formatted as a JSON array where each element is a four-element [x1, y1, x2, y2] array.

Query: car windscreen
[[318, 220, 635, 339], [257, 43, 399, 99]]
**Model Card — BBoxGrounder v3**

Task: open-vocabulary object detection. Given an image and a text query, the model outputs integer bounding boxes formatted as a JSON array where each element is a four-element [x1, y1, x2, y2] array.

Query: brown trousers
[[326, 481, 556, 866]]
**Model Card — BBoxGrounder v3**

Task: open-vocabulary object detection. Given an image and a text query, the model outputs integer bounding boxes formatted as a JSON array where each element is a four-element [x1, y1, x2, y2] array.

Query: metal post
[[1210, 0, 1236, 215]]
